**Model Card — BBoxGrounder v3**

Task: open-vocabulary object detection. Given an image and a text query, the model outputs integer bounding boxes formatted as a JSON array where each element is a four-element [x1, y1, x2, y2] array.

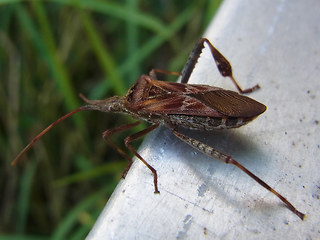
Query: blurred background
[[0, 0, 222, 238]]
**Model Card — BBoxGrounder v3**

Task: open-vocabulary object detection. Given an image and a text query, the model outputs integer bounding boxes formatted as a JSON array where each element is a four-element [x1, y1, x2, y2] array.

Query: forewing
[[126, 77, 266, 118], [190, 90, 266, 117], [135, 94, 223, 117]]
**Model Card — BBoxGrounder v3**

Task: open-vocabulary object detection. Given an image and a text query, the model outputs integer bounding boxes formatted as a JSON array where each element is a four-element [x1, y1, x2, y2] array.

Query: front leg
[[102, 121, 141, 178], [124, 124, 160, 193]]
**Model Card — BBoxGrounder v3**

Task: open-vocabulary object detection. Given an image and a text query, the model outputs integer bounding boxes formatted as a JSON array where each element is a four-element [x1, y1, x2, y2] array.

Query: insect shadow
[[157, 126, 287, 221]]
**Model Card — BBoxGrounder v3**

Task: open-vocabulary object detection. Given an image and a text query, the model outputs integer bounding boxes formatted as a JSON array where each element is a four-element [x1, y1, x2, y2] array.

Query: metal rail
[[87, 0, 319, 239]]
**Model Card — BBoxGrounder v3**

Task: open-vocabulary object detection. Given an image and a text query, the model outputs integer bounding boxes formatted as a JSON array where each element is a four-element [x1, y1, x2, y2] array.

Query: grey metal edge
[[87, 0, 320, 239]]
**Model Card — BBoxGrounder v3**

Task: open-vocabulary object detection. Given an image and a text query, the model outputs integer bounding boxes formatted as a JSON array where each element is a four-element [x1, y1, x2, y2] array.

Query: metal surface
[[87, 0, 320, 239]]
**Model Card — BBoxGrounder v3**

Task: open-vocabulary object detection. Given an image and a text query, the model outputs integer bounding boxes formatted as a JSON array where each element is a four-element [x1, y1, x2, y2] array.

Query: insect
[[13, 38, 305, 220]]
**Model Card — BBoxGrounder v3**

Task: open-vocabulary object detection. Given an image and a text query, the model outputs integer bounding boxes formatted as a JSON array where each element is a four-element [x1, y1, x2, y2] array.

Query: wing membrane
[[190, 90, 266, 117]]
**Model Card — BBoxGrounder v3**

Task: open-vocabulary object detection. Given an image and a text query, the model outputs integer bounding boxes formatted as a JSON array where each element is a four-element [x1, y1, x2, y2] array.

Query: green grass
[[0, 0, 222, 237]]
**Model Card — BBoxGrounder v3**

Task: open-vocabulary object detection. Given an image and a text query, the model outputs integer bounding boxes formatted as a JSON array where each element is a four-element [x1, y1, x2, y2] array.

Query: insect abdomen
[[168, 114, 255, 130]]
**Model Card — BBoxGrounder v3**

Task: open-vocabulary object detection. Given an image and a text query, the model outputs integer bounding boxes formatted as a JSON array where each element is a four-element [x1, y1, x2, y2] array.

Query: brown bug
[[13, 38, 305, 220]]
